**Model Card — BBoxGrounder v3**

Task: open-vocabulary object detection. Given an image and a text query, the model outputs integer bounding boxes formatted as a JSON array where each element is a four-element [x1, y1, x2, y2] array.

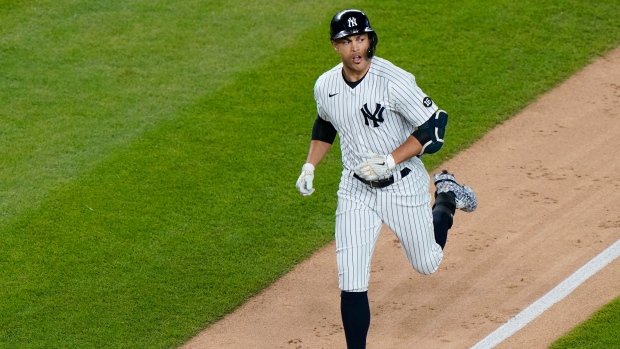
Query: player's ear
[[331, 40, 338, 51]]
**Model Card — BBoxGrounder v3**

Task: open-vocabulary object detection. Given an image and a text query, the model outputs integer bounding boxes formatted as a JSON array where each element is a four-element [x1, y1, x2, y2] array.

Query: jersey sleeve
[[313, 78, 330, 122], [392, 72, 438, 127]]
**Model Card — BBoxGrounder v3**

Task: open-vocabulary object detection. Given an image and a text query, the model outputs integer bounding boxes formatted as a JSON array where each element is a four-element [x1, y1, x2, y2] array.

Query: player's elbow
[[421, 140, 443, 154], [411, 110, 448, 155]]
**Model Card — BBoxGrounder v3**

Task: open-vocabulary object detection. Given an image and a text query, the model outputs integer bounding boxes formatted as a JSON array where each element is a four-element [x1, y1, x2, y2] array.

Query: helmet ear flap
[[367, 32, 378, 58]]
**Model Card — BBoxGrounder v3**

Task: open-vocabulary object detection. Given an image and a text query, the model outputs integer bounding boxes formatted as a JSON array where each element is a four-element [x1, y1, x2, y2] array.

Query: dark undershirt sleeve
[[311, 115, 337, 144]]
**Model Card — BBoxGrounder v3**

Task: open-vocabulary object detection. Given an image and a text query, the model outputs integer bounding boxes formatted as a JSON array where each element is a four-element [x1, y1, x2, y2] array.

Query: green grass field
[[1, 0, 620, 348], [550, 297, 620, 349]]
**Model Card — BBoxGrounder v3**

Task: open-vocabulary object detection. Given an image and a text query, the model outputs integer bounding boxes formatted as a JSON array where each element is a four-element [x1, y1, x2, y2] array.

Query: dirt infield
[[181, 46, 620, 349]]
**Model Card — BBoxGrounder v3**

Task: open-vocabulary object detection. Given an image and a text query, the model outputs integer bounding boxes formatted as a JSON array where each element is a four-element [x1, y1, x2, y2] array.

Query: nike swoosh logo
[[329, 93, 339, 97]]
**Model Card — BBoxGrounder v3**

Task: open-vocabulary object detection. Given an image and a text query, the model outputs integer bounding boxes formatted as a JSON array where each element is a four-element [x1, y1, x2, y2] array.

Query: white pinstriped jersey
[[313, 57, 445, 292], [314, 56, 438, 177]]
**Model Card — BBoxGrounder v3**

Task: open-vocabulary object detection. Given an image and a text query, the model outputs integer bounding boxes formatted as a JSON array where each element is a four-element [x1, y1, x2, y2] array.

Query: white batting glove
[[295, 163, 315, 196], [354, 152, 396, 181]]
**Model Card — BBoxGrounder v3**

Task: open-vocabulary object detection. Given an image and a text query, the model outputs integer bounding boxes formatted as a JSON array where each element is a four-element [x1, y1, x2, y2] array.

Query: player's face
[[332, 34, 371, 79]]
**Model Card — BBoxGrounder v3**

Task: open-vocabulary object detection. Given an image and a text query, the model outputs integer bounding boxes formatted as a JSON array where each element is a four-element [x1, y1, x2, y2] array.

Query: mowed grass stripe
[[1, 0, 620, 348], [0, 32, 343, 349], [0, 0, 338, 227], [1, 1, 347, 347], [0, 1, 343, 348]]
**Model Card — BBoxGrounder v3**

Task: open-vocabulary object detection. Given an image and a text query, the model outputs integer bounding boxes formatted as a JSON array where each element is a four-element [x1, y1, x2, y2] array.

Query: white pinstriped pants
[[336, 168, 443, 292]]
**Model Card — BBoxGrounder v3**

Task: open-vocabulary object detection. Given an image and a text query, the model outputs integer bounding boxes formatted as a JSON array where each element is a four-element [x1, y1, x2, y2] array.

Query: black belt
[[353, 167, 411, 188]]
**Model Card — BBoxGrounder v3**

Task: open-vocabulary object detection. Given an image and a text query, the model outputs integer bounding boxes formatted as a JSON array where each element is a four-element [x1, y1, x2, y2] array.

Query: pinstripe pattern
[[315, 57, 443, 292], [335, 173, 443, 292], [315, 57, 438, 178]]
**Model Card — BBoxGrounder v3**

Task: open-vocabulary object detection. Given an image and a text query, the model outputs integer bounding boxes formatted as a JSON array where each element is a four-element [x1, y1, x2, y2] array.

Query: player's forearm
[[306, 140, 333, 166], [390, 136, 423, 164]]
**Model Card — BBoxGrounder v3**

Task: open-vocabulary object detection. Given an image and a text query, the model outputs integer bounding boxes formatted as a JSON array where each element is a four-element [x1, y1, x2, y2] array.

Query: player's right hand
[[296, 163, 315, 196], [354, 152, 396, 181]]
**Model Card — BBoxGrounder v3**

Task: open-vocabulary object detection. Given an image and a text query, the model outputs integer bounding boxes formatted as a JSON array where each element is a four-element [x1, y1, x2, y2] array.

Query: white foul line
[[471, 239, 620, 349]]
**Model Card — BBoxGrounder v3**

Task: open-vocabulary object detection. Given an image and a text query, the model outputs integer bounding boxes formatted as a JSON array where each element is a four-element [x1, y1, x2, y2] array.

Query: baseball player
[[295, 9, 477, 349]]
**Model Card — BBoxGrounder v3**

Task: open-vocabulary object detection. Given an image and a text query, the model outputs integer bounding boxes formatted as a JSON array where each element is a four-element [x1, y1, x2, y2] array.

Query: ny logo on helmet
[[361, 103, 385, 128], [347, 17, 357, 27]]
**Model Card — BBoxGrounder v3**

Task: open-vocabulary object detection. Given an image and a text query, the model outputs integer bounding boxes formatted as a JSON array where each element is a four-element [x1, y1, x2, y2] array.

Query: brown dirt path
[[181, 46, 620, 349]]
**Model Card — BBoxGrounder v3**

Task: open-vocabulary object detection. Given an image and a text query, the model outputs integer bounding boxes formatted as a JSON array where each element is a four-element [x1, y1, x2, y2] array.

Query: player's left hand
[[354, 152, 396, 181]]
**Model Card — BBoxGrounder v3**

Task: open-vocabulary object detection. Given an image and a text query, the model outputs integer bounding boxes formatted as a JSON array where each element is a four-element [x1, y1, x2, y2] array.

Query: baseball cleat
[[433, 170, 477, 212]]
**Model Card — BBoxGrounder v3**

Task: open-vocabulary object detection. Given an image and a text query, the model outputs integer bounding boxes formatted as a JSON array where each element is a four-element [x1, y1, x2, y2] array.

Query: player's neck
[[342, 69, 367, 89], [341, 60, 371, 84]]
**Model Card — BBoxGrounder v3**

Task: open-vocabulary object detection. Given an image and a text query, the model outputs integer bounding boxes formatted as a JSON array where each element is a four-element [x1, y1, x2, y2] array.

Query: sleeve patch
[[422, 96, 433, 108]]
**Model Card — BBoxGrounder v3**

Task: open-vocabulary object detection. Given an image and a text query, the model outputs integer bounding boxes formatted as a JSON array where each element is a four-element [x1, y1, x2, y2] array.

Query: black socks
[[341, 291, 370, 349], [433, 192, 455, 249]]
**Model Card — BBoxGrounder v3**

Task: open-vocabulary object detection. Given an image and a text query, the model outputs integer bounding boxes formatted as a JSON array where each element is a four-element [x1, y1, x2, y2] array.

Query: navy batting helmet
[[329, 9, 378, 58]]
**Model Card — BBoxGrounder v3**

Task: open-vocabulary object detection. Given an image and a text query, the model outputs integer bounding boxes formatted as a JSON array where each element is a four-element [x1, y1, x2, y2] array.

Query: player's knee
[[415, 267, 438, 276], [411, 262, 440, 275], [408, 252, 442, 275]]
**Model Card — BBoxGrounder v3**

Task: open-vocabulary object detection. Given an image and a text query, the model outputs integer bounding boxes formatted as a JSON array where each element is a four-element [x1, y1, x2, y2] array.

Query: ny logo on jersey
[[361, 103, 385, 128], [347, 17, 357, 27]]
